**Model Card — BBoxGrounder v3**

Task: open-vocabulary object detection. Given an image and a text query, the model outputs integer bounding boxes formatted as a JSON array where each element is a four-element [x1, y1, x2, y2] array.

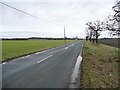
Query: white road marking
[[64, 43, 75, 50], [18, 55, 31, 60], [70, 43, 75, 47], [39, 50, 46, 53], [69, 43, 83, 88], [69, 55, 82, 88], [25, 55, 31, 57], [13, 59, 17, 61], [79, 44, 83, 56], [20, 57, 25, 59], [35, 52, 41, 55], [80, 49, 83, 55], [2, 62, 7, 64], [65, 47, 69, 50], [35, 50, 47, 55], [37, 55, 53, 64], [72, 56, 82, 81]]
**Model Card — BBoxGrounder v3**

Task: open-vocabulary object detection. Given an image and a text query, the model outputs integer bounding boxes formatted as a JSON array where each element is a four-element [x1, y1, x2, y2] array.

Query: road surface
[[2, 40, 84, 88]]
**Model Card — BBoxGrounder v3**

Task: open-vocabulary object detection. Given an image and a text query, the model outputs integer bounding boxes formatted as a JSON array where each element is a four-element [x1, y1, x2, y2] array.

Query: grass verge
[[2, 40, 77, 62], [81, 41, 119, 88]]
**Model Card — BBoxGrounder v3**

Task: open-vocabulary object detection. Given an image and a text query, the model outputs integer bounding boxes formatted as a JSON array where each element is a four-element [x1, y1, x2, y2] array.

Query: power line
[[0, 2, 62, 26], [0, 2, 66, 39]]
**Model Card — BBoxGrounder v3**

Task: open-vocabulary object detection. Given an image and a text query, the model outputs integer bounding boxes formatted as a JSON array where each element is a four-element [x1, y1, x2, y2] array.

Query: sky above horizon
[[0, 0, 118, 38]]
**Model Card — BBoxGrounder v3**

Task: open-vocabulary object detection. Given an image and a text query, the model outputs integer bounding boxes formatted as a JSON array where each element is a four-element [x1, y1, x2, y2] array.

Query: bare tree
[[86, 22, 95, 43], [85, 28, 90, 41], [86, 20, 104, 43], [113, 1, 120, 36], [105, 15, 119, 36], [106, 1, 120, 36], [113, 1, 120, 22]]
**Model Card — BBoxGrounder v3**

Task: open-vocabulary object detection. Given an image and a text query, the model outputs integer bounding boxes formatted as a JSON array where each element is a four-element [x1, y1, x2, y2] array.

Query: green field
[[2, 40, 77, 62], [81, 41, 119, 88]]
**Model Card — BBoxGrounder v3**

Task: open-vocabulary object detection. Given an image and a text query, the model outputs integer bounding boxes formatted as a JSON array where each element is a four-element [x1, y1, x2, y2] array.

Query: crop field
[[98, 38, 119, 48], [2, 40, 77, 62]]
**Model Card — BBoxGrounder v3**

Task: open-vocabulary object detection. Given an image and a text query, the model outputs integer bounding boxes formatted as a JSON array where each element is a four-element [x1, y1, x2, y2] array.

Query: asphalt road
[[2, 40, 84, 88]]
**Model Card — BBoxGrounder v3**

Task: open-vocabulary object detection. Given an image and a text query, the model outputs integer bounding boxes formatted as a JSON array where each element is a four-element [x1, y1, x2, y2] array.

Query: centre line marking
[[65, 47, 69, 50], [37, 55, 53, 64], [64, 44, 74, 50], [2, 62, 7, 65]]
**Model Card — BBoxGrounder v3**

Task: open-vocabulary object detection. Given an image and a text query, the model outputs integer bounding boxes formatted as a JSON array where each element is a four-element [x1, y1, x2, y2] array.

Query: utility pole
[[64, 25, 66, 44]]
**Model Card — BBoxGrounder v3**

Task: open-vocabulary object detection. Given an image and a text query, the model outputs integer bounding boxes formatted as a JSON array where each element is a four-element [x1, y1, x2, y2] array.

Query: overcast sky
[[0, 0, 117, 38]]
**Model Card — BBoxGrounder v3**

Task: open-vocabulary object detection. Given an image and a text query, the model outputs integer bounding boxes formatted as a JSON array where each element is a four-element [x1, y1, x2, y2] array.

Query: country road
[[2, 40, 84, 88]]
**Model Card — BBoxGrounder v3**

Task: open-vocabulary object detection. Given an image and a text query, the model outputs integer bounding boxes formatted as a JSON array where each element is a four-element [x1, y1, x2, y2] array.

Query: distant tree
[[85, 28, 90, 41], [86, 22, 95, 43], [86, 20, 104, 43]]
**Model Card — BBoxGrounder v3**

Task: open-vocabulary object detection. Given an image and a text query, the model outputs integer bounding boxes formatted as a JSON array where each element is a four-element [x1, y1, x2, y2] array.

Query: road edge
[[69, 44, 83, 88]]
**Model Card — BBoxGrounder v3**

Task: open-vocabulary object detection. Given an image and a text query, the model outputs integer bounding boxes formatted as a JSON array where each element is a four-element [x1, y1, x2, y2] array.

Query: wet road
[[2, 40, 84, 88]]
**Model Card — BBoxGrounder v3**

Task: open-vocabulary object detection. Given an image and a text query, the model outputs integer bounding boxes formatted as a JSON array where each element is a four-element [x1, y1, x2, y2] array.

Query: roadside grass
[[2, 40, 77, 62], [81, 41, 119, 88]]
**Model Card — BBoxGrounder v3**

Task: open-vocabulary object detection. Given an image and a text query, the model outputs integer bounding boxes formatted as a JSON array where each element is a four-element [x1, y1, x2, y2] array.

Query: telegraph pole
[[64, 25, 66, 44]]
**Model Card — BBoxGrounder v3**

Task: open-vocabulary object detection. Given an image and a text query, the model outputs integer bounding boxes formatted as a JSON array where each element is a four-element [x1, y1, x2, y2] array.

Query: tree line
[[2, 37, 82, 40], [85, 1, 120, 43]]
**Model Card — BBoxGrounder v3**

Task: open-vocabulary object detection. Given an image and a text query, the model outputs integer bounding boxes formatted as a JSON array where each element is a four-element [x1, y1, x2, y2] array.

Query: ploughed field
[[98, 38, 119, 48]]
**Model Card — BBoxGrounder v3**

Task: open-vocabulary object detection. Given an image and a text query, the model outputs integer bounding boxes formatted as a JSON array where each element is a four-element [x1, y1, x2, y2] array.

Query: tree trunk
[[89, 37, 91, 42], [92, 38, 95, 43], [96, 37, 98, 43], [96, 31, 98, 43]]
